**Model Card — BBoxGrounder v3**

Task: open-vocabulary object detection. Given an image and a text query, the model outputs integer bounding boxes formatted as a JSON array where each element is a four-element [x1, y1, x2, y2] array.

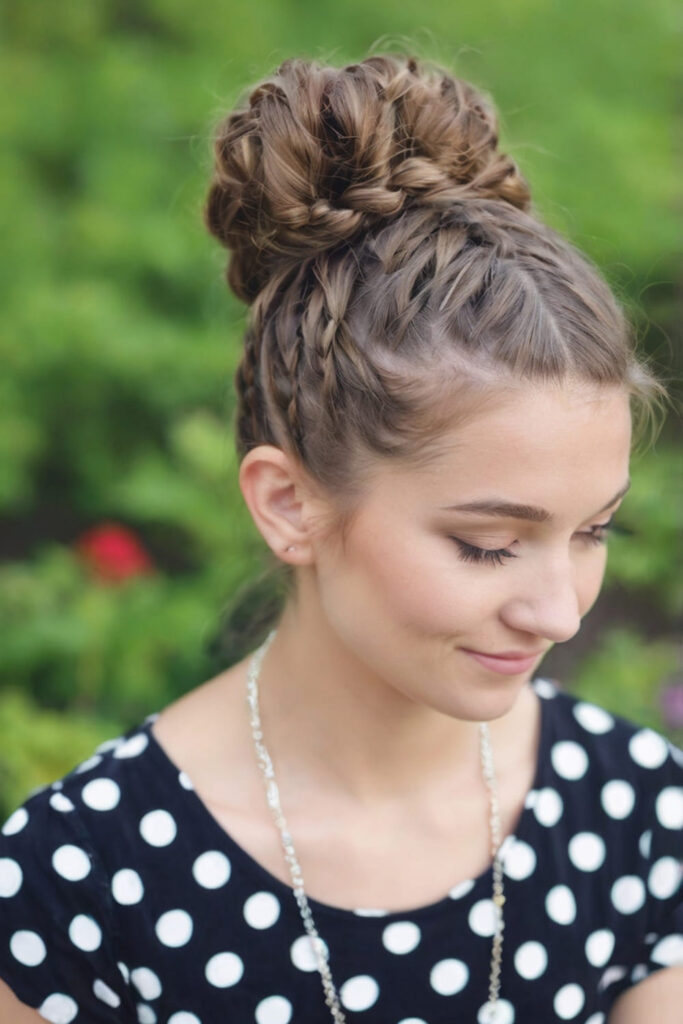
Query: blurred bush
[[0, 0, 680, 819]]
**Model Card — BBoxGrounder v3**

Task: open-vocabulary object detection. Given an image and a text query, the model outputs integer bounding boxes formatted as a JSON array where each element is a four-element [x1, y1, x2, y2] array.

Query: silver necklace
[[246, 628, 506, 1022]]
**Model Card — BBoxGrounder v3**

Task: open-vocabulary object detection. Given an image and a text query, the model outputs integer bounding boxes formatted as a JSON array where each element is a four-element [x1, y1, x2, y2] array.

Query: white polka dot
[[629, 729, 669, 769], [514, 940, 548, 979], [449, 879, 475, 899], [533, 678, 558, 699], [178, 771, 194, 790], [168, 1015, 201, 1024], [0, 857, 22, 898], [649, 857, 681, 900], [193, 851, 231, 889], [69, 914, 102, 951], [52, 844, 91, 881], [290, 934, 329, 972], [656, 786, 683, 830], [131, 966, 162, 1000], [118, 962, 130, 983], [598, 965, 628, 992], [554, 982, 585, 1019], [49, 792, 75, 813], [140, 809, 177, 847], [611, 875, 646, 914], [93, 978, 121, 1007], [468, 898, 499, 937], [477, 998, 515, 1022], [568, 832, 606, 872], [670, 742, 683, 768], [155, 909, 193, 947], [205, 951, 244, 987], [51, 781, 63, 790], [38, 994, 79, 1023], [601, 780, 636, 820], [112, 868, 145, 905], [503, 838, 537, 880], [398, 1020, 428, 1024], [340, 974, 380, 1010], [244, 891, 281, 929], [75, 754, 103, 774], [81, 778, 121, 811], [639, 829, 652, 859], [382, 921, 421, 954], [2, 807, 28, 835], [585, 1015, 605, 1024], [546, 885, 577, 925], [631, 963, 648, 983], [573, 702, 614, 734], [96, 737, 123, 754], [651, 934, 683, 966], [137, 1006, 156, 1024], [585, 929, 615, 967], [255, 995, 293, 1024], [114, 733, 149, 758], [430, 958, 469, 995], [354, 907, 388, 916], [532, 787, 564, 827], [551, 741, 589, 781], [10, 929, 46, 966]]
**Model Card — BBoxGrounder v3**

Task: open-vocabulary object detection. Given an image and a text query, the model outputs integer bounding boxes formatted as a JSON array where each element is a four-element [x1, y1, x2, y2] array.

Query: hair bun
[[205, 54, 531, 303]]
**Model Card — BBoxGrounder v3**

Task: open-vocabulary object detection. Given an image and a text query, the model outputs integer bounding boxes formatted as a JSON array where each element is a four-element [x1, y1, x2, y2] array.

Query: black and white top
[[1, 677, 681, 1024]]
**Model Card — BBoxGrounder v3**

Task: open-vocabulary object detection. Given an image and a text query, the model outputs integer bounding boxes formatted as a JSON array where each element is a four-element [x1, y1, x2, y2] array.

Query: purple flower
[[660, 683, 683, 730]]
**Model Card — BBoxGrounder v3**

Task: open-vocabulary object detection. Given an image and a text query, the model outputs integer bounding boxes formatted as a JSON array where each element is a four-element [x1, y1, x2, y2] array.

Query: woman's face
[[310, 382, 633, 721]]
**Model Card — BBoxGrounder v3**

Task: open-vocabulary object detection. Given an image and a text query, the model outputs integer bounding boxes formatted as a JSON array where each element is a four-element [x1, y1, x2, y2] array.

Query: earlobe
[[238, 445, 312, 559]]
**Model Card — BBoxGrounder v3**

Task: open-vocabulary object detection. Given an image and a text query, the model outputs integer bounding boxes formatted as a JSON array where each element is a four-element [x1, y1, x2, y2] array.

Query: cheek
[[325, 527, 485, 640], [577, 547, 609, 615]]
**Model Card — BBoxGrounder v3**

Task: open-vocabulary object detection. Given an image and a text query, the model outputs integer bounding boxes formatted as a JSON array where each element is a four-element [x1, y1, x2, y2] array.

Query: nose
[[500, 554, 583, 645]]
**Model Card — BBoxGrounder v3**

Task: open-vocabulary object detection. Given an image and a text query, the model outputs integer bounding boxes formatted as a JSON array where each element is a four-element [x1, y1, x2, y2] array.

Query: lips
[[465, 649, 545, 659], [461, 647, 544, 676]]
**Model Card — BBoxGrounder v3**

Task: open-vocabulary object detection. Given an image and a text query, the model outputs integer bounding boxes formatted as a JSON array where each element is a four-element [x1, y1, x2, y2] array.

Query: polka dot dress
[[1, 678, 681, 1023]]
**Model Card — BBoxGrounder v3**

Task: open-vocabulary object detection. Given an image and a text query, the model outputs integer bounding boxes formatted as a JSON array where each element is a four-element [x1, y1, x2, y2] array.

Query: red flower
[[75, 522, 155, 584]]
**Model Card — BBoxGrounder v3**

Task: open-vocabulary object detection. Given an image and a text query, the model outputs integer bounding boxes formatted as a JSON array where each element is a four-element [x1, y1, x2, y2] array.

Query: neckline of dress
[[142, 679, 557, 924]]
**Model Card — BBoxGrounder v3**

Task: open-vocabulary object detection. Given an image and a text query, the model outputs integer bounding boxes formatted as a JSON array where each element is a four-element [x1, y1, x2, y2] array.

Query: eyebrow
[[439, 480, 631, 523]]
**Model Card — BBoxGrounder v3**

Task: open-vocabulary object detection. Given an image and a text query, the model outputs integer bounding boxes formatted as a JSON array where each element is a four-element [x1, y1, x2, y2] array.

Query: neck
[[248, 584, 535, 807]]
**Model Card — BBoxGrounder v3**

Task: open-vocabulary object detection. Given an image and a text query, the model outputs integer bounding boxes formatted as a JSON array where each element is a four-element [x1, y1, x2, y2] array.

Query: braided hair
[[204, 53, 667, 657]]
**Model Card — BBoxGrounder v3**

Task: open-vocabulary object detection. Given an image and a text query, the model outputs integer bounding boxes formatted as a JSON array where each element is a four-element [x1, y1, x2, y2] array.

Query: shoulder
[[531, 675, 682, 867], [531, 678, 683, 1000], [0, 712, 169, 906], [533, 675, 683, 791], [0, 722, 158, 1019]]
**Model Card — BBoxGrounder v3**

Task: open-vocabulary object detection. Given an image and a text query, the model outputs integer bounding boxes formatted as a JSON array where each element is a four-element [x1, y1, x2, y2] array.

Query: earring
[[285, 545, 296, 553]]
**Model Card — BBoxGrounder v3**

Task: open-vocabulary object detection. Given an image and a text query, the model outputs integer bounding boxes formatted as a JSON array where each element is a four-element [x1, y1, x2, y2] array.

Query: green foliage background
[[1, 0, 681, 819]]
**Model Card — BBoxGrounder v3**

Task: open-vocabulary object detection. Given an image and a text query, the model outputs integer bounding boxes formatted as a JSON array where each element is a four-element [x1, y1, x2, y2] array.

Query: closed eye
[[450, 517, 633, 568]]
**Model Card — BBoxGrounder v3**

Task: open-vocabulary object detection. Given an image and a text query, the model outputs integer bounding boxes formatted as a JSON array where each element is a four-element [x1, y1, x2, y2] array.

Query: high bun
[[206, 55, 530, 304], [205, 52, 667, 549]]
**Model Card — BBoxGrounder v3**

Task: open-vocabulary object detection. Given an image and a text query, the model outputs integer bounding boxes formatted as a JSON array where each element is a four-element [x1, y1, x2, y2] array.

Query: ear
[[238, 445, 324, 563]]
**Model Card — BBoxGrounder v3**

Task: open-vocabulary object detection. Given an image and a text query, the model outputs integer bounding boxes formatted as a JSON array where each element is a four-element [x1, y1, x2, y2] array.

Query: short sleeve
[[602, 740, 683, 1008], [0, 785, 135, 1022]]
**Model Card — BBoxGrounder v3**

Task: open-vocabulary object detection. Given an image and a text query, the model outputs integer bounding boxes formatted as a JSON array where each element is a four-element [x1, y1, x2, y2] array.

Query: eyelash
[[451, 518, 631, 567]]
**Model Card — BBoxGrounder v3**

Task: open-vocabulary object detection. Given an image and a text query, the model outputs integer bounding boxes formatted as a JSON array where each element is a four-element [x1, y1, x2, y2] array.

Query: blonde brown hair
[[205, 53, 667, 578]]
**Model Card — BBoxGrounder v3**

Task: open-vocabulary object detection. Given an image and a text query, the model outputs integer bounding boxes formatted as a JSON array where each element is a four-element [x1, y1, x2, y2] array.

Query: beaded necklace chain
[[246, 629, 506, 1022]]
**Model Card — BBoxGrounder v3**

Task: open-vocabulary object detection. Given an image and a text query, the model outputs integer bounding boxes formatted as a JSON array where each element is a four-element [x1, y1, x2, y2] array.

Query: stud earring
[[285, 545, 296, 553]]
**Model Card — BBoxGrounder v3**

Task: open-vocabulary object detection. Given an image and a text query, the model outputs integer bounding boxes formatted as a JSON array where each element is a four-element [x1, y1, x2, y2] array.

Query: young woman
[[1, 54, 681, 1024]]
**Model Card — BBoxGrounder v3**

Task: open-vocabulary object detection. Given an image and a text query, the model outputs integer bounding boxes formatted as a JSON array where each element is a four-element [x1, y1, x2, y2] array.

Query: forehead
[[379, 382, 632, 505]]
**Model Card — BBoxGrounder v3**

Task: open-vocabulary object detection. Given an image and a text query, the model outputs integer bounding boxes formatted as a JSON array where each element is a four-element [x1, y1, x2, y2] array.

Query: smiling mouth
[[460, 648, 545, 676], [462, 648, 545, 660]]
